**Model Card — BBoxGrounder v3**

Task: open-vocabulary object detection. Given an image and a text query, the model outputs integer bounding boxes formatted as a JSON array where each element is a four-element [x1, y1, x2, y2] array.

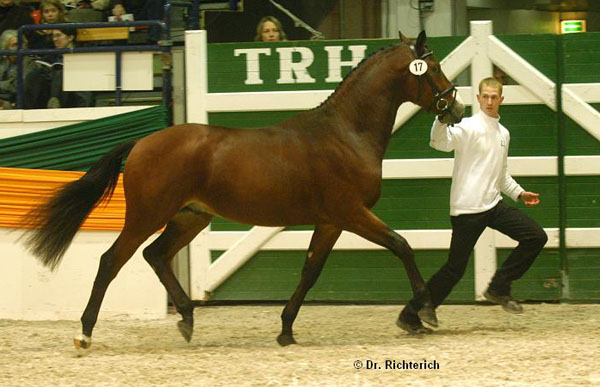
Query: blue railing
[[7, 20, 171, 110], [0, 0, 238, 117]]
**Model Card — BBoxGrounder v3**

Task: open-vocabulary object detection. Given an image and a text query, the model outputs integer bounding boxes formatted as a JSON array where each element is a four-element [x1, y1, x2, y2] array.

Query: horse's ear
[[398, 30, 410, 43], [416, 30, 427, 56]]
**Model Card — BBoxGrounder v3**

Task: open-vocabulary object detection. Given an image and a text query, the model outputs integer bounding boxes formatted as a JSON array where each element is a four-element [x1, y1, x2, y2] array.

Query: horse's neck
[[321, 58, 407, 158]]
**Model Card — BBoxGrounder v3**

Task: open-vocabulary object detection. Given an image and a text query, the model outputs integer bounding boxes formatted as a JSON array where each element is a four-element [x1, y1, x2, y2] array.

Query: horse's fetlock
[[177, 303, 194, 318]]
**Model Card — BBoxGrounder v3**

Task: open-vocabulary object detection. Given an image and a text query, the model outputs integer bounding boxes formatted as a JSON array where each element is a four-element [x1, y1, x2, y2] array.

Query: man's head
[[477, 77, 504, 118]]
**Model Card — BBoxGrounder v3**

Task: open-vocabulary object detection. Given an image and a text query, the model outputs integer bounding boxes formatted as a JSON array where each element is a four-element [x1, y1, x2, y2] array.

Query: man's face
[[477, 84, 503, 118]]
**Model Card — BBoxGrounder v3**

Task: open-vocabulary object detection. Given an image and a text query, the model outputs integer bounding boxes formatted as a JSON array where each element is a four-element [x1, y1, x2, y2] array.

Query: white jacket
[[430, 111, 524, 216]]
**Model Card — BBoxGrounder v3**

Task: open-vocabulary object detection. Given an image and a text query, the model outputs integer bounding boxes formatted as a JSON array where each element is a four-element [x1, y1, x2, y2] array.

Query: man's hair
[[478, 77, 503, 95]]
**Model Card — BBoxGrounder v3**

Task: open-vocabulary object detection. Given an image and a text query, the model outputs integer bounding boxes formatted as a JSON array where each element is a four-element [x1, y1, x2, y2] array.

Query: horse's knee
[[142, 245, 164, 268], [393, 236, 415, 261]]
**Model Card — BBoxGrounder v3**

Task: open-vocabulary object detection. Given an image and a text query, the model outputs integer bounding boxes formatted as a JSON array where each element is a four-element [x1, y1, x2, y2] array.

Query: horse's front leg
[[277, 224, 342, 346], [346, 209, 438, 328]]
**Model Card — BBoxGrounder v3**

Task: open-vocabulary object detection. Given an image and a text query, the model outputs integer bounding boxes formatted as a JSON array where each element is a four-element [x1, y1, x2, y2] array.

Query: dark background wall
[[203, 0, 380, 43]]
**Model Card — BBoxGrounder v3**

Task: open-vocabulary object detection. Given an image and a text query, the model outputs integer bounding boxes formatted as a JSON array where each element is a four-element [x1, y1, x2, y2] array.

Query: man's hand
[[437, 112, 454, 124], [519, 191, 540, 207]]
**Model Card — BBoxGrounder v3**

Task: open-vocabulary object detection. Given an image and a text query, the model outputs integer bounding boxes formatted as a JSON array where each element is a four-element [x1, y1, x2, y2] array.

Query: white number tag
[[409, 59, 428, 76]]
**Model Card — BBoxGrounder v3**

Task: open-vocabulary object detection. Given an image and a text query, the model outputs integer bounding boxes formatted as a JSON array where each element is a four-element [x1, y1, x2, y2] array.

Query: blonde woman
[[254, 16, 286, 42], [0, 29, 35, 109]]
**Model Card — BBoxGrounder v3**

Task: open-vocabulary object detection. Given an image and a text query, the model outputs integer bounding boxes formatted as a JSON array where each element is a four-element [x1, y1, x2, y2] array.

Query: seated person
[[108, 0, 164, 42], [67, 0, 104, 23], [0, 0, 34, 37], [66, 0, 109, 12], [27, 0, 70, 51], [0, 29, 34, 109], [23, 27, 93, 109], [254, 16, 287, 42]]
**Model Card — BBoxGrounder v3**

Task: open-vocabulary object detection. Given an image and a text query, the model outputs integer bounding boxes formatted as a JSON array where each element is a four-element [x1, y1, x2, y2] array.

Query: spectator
[[493, 65, 514, 85], [254, 16, 286, 42], [0, 0, 33, 37], [0, 29, 34, 109], [23, 27, 92, 109], [28, 0, 69, 51], [108, 0, 164, 42], [67, 0, 105, 23], [65, 0, 109, 12]]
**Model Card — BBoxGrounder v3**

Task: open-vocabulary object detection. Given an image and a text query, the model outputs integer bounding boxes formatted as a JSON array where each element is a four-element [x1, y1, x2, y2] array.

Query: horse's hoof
[[73, 334, 92, 356], [177, 320, 193, 342], [276, 334, 297, 346], [396, 317, 434, 335], [418, 304, 439, 328]]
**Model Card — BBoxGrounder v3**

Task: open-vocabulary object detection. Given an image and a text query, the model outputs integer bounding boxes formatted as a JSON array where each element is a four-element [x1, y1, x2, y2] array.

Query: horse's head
[[399, 31, 465, 124]]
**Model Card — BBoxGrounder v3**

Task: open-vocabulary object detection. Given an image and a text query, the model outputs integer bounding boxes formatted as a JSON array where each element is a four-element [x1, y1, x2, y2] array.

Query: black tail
[[21, 141, 137, 271]]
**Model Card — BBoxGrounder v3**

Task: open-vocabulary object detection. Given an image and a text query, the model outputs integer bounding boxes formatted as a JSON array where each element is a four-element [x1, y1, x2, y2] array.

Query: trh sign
[[233, 45, 367, 85], [207, 40, 398, 93]]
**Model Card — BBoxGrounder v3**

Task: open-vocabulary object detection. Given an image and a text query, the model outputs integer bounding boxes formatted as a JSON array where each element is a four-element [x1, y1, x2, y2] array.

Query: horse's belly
[[187, 197, 314, 227]]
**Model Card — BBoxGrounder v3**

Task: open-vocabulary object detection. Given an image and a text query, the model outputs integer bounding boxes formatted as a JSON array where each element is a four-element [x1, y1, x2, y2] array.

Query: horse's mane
[[313, 43, 403, 111]]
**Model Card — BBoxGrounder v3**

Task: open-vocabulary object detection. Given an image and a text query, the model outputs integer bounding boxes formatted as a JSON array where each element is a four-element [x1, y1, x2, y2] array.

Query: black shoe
[[483, 289, 524, 314], [397, 305, 434, 335]]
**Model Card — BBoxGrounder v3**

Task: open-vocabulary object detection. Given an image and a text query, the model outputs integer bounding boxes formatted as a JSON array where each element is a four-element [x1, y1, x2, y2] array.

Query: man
[[399, 77, 548, 334]]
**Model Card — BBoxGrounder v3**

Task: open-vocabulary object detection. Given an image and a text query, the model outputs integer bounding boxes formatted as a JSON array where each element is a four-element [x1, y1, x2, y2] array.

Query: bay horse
[[22, 31, 464, 351]]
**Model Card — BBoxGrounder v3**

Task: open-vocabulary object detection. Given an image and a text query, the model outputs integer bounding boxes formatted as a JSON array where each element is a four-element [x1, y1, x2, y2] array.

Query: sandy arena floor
[[0, 303, 599, 386]]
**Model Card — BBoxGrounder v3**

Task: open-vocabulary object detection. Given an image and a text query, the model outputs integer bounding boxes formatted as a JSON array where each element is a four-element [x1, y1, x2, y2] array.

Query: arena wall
[[0, 106, 167, 320]]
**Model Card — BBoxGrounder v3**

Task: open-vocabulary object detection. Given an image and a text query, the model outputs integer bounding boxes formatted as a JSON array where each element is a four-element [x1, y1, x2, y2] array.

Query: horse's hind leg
[[345, 208, 438, 328], [142, 208, 212, 342], [277, 224, 342, 346], [76, 225, 157, 352]]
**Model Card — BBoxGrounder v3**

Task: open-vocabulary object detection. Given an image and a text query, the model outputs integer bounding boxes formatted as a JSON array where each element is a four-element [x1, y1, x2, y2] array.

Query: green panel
[[385, 108, 470, 160], [499, 105, 557, 156], [497, 35, 557, 81], [0, 105, 168, 171], [565, 105, 600, 156], [372, 179, 451, 229], [566, 176, 600, 228], [210, 217, 252, 232], [499, 249, 560, 300], [507, 177, 559, 228], [207, 36, 467, 93], [562, 32, 600, 84], [208, 110, 299, 129], [211, 250, 474, 302], [567, 249, 600, 300]]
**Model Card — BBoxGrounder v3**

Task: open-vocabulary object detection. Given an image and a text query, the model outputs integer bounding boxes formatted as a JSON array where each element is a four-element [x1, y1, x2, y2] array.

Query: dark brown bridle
[[409, 45, 459, 117]]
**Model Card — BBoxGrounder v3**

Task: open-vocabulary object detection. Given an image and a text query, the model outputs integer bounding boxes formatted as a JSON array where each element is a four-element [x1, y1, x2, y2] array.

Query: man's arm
[[429, 117, 456, 152], [499, 137, 540, 207]]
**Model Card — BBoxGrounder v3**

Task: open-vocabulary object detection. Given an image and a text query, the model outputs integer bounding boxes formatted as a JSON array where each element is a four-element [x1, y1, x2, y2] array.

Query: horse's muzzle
[[443, 93, 465, 125]]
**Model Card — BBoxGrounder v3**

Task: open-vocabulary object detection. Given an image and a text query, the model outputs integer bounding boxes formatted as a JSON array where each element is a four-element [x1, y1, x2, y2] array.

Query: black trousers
[[412, 200, 548, 310]]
